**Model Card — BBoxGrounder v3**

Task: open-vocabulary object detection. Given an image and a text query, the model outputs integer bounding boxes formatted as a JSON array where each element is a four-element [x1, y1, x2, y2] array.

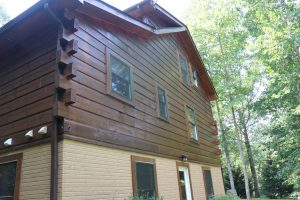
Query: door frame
[[176, 162, 194, 200]]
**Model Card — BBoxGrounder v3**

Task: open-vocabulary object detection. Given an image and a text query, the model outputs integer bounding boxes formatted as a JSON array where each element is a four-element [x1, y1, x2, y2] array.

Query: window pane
[[187, 107, 195, 124], [158, 87, 168, 119], [136, 162, 156, 198], [180, 55, 190, 85], [0, 161, 17, 200], [110, 55, 131, 99], [188, 123, 198, 140], [204, 170, 214, 199], [179, 171, 187, 200], [158, 88, 166, 103], [193, 70, 199, 87], [111, 55, 130, 81]]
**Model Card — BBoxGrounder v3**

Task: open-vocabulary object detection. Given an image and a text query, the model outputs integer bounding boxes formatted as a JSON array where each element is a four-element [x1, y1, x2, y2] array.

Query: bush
[[223, 166, 254, 198], [124, 195, 163, 200], [261, 161, 294, 199], [213, 193, 241, 200]]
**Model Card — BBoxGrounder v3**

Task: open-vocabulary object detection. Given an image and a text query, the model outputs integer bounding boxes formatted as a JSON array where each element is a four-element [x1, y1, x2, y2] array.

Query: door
[[178, 166, 192, 200]]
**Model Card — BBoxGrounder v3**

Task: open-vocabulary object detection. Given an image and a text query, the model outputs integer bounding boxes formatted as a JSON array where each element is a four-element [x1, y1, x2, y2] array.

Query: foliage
[[213, 193, 241, 200], [261, 161, 294, 199], [124, 195, 163, 200], [185, 0, 300, 197], [223, 165, 254, 198], [0, 3, 9, 26]]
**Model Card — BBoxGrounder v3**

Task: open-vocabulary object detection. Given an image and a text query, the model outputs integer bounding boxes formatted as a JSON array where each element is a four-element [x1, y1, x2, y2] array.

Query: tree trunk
[[238, 111, 260, 197], [231, 107, 251, 200], [216, 101, 236, 194]]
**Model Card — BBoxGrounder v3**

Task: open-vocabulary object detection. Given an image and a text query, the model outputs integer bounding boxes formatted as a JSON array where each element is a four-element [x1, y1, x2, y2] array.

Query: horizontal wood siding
[[58, 14, 220, 166], [0, 143, 51, 200], [0, 25, 57, 143]]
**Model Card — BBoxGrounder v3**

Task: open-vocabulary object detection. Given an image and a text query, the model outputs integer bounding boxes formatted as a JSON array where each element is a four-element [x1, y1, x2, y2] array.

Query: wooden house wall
[[0, 24, 58, 148], [58, 15, 220, 166]]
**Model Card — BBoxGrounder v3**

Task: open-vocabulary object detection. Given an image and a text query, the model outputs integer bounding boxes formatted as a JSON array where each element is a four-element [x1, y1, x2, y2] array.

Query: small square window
[[131, 156, 158, 198], [179, 55, 190, 85], [192, 70, 199, 87], [0, 154, 22, 200], [157, 87, 168, 119], [186, 106, 198, 140], [110, 54, 132, 100]]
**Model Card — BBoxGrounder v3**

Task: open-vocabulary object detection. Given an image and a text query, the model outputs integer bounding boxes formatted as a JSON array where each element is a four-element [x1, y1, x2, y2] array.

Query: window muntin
[[157, 87, 168, 119], [179, 55, 190, 85], [192, 70, 199, 87], [110, 54, 131, 100], [203, 169, 214, 200], [178, 166, 193, 200], [186, 106, 198, 140], [131, 156, 158, 198]]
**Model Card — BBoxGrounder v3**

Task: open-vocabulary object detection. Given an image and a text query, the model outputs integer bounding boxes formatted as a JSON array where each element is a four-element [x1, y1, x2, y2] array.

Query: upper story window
[[179, 54, 190, 86], [192, 70, 199, 87], [0, 153, 22, 200], [106, 50, 133, 105], [186, 106, 198, 141], [110, 55, 131, 99], [157, 86, 168, 120], [131, 156, 158, 198]]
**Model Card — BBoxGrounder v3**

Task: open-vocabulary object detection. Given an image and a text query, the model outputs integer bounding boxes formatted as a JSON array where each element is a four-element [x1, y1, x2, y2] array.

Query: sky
[[0, 0, 190, 21]]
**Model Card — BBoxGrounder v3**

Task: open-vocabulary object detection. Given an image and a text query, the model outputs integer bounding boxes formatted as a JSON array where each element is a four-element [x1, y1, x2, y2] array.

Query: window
[[157, 86, 168, 119], [0, 154, 22, 200], [177, 163, 193, 200], [131, 156, 158, 198], [108, 53, 132, 100], [186, 106, 198, 141], [179, 54, 190, 85], [203, 168, 214, 200], [192, 70, 199, 87]]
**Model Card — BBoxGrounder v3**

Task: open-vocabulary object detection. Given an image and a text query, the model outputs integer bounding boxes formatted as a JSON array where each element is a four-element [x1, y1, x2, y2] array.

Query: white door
[[178, 166, 192, 200]]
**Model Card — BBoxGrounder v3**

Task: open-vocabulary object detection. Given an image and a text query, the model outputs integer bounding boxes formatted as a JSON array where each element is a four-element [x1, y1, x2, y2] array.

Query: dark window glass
[[135, 162, 156, 198], [157, 87, 168, 119], [186, 106, 198, 140], [110, 55, 131, 99], [179, 55, 190, 85], [204, 170, 214, 199], [179, 171, 187, 200], [0, 161, 17, 200], [192, 70, 199, 87]]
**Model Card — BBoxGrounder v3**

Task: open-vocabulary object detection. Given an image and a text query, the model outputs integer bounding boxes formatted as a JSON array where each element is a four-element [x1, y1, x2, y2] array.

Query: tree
[[246, 0, 300, 189], [0, 4, 9, 27], [185, 0, 262, 198], [261, 160, 294, 199]]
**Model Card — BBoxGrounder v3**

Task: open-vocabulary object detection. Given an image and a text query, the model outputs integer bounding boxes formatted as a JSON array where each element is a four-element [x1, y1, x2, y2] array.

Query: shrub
[[124, 195, 163, 200], [223, 166, 254, 198], [261, 160, 294, 199], [213, 193, 241, 200]]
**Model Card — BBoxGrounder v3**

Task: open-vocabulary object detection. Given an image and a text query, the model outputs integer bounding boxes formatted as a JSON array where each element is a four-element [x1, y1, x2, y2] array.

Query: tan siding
[[156, 158, 180, 200], [58, 139, 224, 200], [58, 139, 132, 200], [211, 167, 225, 195], [190, 163, 206, 200], [0, 143, 51, 200]]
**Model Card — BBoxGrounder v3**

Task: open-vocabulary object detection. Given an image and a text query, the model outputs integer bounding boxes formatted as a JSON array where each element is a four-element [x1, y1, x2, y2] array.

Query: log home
[[0, 0, 225, 199]]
